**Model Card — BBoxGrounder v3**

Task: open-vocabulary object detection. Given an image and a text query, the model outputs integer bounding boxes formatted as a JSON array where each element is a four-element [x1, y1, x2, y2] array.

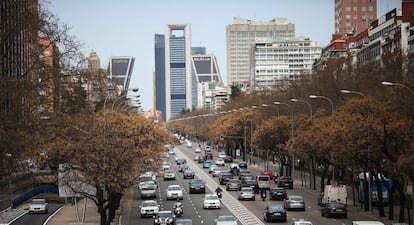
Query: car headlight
[[200, 185, 205, 188], [168, 218, 173, 222], [190, 186, 194, 188]]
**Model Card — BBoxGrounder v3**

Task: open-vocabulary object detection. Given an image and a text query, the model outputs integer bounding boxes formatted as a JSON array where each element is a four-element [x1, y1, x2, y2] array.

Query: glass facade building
[[154, 34, 166, 121], [165, 24, 191, 121], [108, 56, 135, 92]]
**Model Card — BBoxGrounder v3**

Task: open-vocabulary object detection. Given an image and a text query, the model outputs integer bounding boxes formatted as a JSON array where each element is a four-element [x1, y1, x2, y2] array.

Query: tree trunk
[[320, 166, 328, 193], [96, 186, 109, 225], [373, 172, 385, 217], [398, 182, 406, 223]]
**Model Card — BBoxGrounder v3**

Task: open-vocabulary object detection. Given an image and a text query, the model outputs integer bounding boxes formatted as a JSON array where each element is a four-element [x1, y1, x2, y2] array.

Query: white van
[[256, 175, 271, 190], [352, 221, 385, 225], [321, 184, 347, 206]]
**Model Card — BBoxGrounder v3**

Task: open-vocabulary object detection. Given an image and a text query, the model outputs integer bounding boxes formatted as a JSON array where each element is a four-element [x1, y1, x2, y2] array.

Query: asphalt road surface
[[11, 203, 63, 225]]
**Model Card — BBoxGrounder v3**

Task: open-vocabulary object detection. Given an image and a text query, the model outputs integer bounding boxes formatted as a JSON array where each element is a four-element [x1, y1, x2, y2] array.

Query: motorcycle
[[173, 205, 183, 217], [260, 189, 267, 201], [216, 191, 222, 198]]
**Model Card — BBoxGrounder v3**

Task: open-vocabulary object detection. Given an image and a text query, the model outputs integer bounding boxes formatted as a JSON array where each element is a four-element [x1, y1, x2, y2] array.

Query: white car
[[29, 198, 48, 214], [139, 200, 160, 218], [205, 145, 211, 152], [166, 184, 183, 200], [162, 161, 171, 170], [209, 164, 219, 174], [215, 158, 225, 166], [292, 219, 313, 225], [186, 141, 192, 148], [203, 194, 221, 209], [194, 147, 201, 153], [164, 170, 176, 180], [218, 152, 227, 158], [215, 215, 238, 225]]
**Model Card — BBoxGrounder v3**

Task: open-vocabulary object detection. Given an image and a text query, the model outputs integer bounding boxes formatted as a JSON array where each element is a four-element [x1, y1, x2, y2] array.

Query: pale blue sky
[[48, 0, 401, 110]]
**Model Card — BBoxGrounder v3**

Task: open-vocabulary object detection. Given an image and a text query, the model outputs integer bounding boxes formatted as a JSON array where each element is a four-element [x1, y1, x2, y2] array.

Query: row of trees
[[169, 53, 414, 223]]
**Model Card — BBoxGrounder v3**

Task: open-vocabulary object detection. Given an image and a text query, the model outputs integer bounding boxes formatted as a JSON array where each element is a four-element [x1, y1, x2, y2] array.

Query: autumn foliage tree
[[40, 108, 173, 225]]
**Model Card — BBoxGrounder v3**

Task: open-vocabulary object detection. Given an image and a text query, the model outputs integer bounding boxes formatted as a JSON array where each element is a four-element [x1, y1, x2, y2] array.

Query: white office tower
[[165, 24, 192, 121], [226, 17, 295, 90], [251, 37, 322, 91]]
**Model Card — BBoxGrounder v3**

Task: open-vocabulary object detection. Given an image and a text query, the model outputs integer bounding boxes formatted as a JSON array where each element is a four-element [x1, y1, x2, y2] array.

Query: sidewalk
[[46, 198, 100, 225], [0, 207, 27, 225]]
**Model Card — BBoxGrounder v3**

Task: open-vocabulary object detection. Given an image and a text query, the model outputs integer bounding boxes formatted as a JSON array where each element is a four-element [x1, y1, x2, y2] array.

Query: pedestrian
[[249, 157, 252, 164], [253, 160, 256, 165]]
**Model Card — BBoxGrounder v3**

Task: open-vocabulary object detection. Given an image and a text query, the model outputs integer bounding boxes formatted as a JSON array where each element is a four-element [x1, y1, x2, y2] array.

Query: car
[[261, 171, 275, 180], [29, 198, 48, 214], [197, 156, 205, 163], [214, 215, 238, 225], [204, 152, 213, 160], [219, 172, 234, 185], [238, 187, 256, 200], [203, 193, 221, 209], [321, 201, 348, 218], [189, 179, 206, 194], [270, 187, 287, 200], [256, 175, 271, 190], [215, 158, 225, 166], [139, 200, 160, 218], [238, 160, 248, 169], [203, 160, 212, 168], [176, 218, 193, 225], [226, 179, 241, 191], [209, 164, 219, 174], [138, 181, 157, 198], [162, 161, 171, 170], [178, 164, 189, 172], [176, 158, 186, 165], [194, 147, 201, 153], [241, 179, 257, 190], [186, 141, 192, 148], [194, 155, 201, 161], [168, 149, 175, 155], [223, 155, 233, 163], [263, 204, 287, 222], [153, 210, 175, 225], [205, 145, 211, 151], [166, 184, 183, 200], [212, 167, 230, 177], [284, 195, 306, 211], [277, 176, 293, 189], [218, 151, 227, 158], [183, 169, 195, 179], [292, 219, 313, 225], [164, 169, 176, 180]]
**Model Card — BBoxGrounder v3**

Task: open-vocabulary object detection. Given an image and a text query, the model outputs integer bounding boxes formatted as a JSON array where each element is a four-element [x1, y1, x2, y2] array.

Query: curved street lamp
[[309, 95, 334, 117], [261, 103, 280, 117], [290, 98, 312, 118], [381, 81, 414, 98], [340, 89, 366, 98]]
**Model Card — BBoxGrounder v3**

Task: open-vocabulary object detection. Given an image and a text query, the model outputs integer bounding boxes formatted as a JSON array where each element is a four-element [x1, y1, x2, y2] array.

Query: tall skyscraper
[[226, 17, 295, 88], [335, 0, 377, 36], [1, 0, 39, 120], [154, 34, 166, 121], [108, 56, 135, 92], [165, 24, 191, 121]]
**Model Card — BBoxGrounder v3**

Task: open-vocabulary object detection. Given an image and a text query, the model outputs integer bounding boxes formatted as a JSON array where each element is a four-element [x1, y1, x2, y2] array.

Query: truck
[[352, 221, 385, 225], [320, 184, 347, 206]]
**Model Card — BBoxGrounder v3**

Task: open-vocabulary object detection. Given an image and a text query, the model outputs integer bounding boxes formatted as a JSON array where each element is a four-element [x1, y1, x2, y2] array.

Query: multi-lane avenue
[[121, 141, 384, 225]]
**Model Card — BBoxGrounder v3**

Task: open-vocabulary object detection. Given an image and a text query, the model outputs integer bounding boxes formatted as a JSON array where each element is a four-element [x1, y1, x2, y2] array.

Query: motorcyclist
[[215, 186, 223, 193], [174, 198, 183, 209], [260, 188, 267, 201]]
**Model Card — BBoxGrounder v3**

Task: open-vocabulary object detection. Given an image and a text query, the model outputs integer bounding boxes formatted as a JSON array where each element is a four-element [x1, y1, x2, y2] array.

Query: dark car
[[197, 156, 205, 163], [241, 179, 258, 193], [223, 155, 233, 163], [277, 176, 293, 189], [263, 204, 287, 222], [176, 158, 186, 165], [189, 179, 206, 194], [226, 179, 241, 191], [178, 164, 189, 172], [270, 187, 287, 200], [321, 201, 347, 218], [219, 172, 234, 185], [204, 152, 213, 160], [238, 161, 248, 169], [154, 211, 175, 225], [183, 169, 195, 179]]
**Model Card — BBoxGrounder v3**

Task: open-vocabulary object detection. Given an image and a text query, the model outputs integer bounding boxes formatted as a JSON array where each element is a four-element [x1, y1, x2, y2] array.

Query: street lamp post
[[340, 89, 366, 98], [274, 101, 294, 177], [309, 94, 335, 184]]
